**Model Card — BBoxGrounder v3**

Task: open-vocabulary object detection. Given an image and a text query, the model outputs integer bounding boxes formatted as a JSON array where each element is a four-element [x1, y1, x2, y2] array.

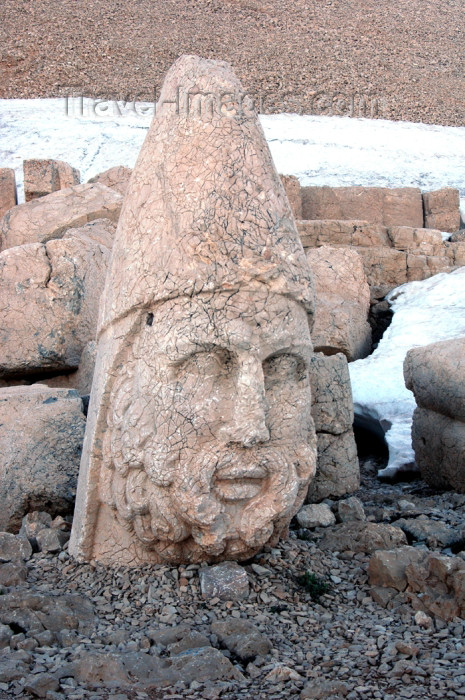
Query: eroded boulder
[[0, 386, 86, 532], [23, 159, 80, 202], [308, 353, 359, 502], [404, 338, 465, 491], [307, 246, 371, 360], [0, 224, 110, 378], [0, 182, 122, 251], [88, 165, 132, 197]]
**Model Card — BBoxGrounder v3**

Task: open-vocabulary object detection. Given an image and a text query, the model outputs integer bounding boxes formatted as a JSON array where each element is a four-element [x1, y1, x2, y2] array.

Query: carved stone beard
[[100, 362, 315, 564]]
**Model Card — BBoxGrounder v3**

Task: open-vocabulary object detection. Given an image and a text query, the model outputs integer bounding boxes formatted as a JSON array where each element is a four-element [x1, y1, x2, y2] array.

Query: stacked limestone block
[[307, 353, 359, 502], [404, 338, 465, 492], [23, 159, 80, 201]]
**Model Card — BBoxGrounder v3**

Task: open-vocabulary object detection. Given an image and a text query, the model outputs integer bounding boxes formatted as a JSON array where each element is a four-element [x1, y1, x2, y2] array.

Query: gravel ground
[[1, 457, 465, 700], [1, 0, 464, 126]]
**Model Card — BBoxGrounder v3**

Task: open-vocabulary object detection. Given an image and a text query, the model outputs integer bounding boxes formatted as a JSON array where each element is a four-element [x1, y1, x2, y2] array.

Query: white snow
[[1, 98, 465, 202], [349, 268, 465, 478], [1, 98, 465, 476]]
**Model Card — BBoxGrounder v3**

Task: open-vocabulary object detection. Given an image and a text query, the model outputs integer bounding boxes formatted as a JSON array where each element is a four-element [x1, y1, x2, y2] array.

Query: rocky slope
[[1, 0, 465, 126]]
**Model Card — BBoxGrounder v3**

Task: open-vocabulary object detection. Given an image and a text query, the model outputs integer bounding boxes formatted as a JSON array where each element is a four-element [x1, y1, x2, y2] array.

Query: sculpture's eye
[[175, 347, 234, 378], [263, 353, 308, 384]]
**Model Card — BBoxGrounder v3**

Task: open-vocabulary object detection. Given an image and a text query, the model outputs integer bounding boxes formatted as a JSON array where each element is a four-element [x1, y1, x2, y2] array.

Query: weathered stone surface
[[0, 562, 27, 587], [71, 646, 243, 688], [355, 247, 408, 297], [406, 252, 452, 282], [211, 618, 272, 660], [0, 387, 85, 532], [24, 672, 60, 697], [368, 546, 427, 591], [307, 246, 371, 360], [411, 408, 465, 491], [0, 624, 13, 648], [280, 174, 302, 219], [148, 625, 210, 655], [0, 226, 110, 378], [450, 230, 465, 242], [0, 532, 32, 562], [388, 226, 443, 256], [35, 527, 69, 553], [446, 240, 465, 266], [319, 522, 407, 553], [0, 655, 29, 682], [297, 219, 389, 249], [404, 338, 465, 421], [306, 430, 359, 502], [23, 159, 80, 202], [88, 165, 132, 196], [35, 340, 97, 396], [19, 512, 52, 548], [70, 55, 317, 566], [309, 353, 354, 435], [296, 503, 335, 528], [423, 187, 461, 233], [406, 552, 465, 621], [0, 591, 94, 635], [405, 338, 465, 492], [337, 496, 366, 522], [394, 516, 464, 548], [0, 168, 17, 218], [301, 680, 350, 699], [301, 186, 423, 227], [0, 182, 122, 251], [199, 561, 249, 600]]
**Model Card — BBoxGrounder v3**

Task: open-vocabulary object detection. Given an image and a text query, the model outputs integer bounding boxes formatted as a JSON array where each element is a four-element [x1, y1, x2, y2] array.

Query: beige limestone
[[423, 188, 461, 233], [279, 175, 302, 220], [0, 386, 86, 532], [309, 353, 354, 435], [306, 246, 371, 360], [0, 169, 17, 218], [297, 219, 389, 249], [404, 338, 465, 421], [0, 182, 122, 252], [0, 225, 110, 378], [406, 253, 452, 282], [445, 241, 465, 267], [307, 353, 359, 502], [405, 338, 465, 492], [23, 159, 80, 202], [34, 341, 97, 395], [368, 546, 426, 592], [388, 226, 443, 256], [356, 247, 408, 299], [88, 166, 133, 197], [306, 430, 359, 502], [70, 55, 317, 567], [301, 186, 424, 227]]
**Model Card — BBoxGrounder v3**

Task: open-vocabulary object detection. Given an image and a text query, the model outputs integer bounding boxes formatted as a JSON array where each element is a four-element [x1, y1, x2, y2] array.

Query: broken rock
[[0, 182, 122, 251], [0, 386, 86, 532]]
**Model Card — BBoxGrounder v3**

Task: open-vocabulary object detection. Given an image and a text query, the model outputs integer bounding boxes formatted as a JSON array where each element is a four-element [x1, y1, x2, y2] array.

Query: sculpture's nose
[[219, 355, 270, 447]]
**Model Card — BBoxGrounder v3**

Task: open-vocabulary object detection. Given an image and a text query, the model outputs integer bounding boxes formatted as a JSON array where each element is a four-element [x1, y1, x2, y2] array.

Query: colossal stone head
[[69, 56, 317, 566]]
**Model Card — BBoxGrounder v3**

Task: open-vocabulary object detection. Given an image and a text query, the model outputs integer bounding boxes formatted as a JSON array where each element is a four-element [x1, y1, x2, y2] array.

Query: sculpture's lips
[[214, 463, 267, 501], [215, 464, 267, 480]]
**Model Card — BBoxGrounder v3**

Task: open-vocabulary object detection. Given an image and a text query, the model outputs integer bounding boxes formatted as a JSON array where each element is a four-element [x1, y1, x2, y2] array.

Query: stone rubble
[[0, 458, 461, 699]]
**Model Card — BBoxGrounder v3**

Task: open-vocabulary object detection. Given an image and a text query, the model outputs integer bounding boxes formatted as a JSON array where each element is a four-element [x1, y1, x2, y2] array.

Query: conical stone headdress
[[99, 54, 314, 333]]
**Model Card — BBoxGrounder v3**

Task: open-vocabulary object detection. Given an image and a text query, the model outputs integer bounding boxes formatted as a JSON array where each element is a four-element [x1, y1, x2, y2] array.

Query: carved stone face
[[101, 290, 316, 563]]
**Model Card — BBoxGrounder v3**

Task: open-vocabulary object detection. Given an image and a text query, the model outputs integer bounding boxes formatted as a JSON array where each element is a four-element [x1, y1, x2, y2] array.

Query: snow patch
[[1, 99, 465, 202], [349, 267, 465, 478]]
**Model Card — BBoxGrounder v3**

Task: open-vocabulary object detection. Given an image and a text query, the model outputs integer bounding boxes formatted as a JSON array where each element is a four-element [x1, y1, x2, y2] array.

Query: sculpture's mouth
[[214, 464, 267, 501]]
